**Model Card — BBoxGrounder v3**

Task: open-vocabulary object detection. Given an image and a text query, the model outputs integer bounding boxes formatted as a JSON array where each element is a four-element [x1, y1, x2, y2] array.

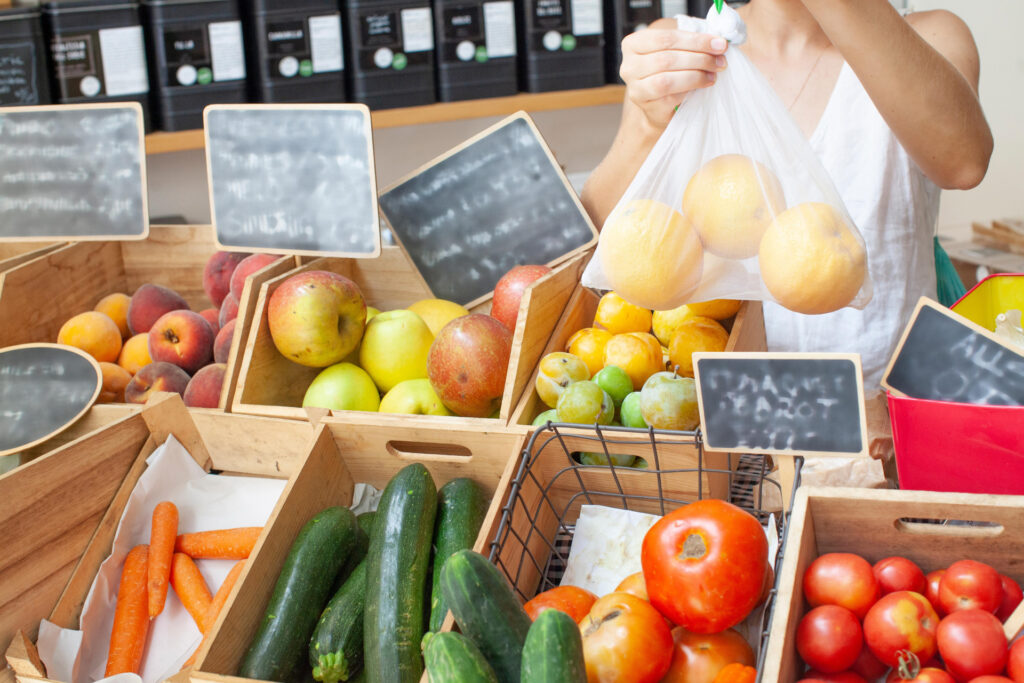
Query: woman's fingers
[[628, 68, 717, 105], [620, 49, 725, 82], [622, 28, 728, 57]]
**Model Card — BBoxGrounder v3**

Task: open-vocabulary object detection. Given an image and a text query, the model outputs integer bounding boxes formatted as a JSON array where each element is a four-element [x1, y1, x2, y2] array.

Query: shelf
[[143, 85, 625, 155]]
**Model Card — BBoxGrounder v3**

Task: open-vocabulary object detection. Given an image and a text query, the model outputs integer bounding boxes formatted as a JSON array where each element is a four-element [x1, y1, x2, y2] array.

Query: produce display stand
[[761, 486, 1024, 681]]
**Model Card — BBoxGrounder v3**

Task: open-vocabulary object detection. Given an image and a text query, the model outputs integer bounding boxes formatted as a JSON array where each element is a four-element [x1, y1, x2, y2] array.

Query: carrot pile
[[103, 500, 262, 676]]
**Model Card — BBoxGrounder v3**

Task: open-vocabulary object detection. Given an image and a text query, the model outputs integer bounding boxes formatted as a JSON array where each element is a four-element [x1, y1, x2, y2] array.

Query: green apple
[[640, 372, 699, 430], [620, 392, 648, 429], [578, 452, 638, 467], [379, 378, 453, 415], [594, 365, 632, 406], [360, 309, 434, 392], [532, 408, 558, 427], [556, 380, 614, 425], [302, 362, 380, 412], [342, 306, 380, 365]]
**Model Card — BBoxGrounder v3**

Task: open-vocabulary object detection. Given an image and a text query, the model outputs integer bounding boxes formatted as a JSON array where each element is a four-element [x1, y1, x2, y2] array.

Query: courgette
[[239, 507, 362, 682], [363, 464, 438, 682], [439, 550, 531, 683], [423, 632, 499, 683], [333, 512, 375, 591], [429, 478, 488, 632], [520, 608, 587, 682], [310, 561, 367, 683]]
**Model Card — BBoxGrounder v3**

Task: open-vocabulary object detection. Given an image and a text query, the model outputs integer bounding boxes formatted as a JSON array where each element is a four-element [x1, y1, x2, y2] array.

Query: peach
[[230, 253, 280, 300], [203, 251, 249, 307], [57, 311, 123, 363], [118, 333, 153, 375], [124, 362, 190, 404], [214, 318, 236, 364], [183, 363, 226, 408], [148, 310, 214, 374], [127, 284, 189, 335], [199, 308, 220, 337], [94, 293, 131, 339], [219, 293, 239, 328], [98, 362, 132, 403]]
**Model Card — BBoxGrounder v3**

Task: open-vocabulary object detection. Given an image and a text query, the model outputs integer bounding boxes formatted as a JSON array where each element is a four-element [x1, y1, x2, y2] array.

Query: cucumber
[[357, 511, 376, 537], [310, 561, 367, 683], [520, 609, 587, 683], [423, 632, 499, 683], [363, 464, 438, 683], [439, 550, 531, 683], [333, 512, 375, 591], [429, 478, 488, 632], [239, 507, 362, 682]]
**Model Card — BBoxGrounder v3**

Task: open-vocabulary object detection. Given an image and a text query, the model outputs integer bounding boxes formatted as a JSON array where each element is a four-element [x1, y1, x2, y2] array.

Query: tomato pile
[[795, 553, 1024, 683]]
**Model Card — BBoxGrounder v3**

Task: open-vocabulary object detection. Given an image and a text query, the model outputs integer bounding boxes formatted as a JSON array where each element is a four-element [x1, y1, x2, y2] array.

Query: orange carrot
[[170, 553, 214, 632], [147, 501, 178, 619], [105, 545, 150, 677], [175, 527, 262, 559], [182, 560, 245, 668]]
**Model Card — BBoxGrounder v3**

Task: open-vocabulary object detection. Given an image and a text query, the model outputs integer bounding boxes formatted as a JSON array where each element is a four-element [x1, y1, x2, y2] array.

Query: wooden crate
[[0, 243, 64, 273], [761, 487, 1024, 681], [1, 393, 316, 683], [230, 247, 584, 426]]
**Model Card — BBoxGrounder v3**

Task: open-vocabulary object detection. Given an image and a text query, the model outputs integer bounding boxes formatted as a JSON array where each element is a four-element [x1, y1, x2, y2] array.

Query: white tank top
[[763, 60, 940, 392]]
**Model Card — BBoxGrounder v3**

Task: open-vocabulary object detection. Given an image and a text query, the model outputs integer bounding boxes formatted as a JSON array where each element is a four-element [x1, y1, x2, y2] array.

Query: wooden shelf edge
[[143, 85, 625, 155]]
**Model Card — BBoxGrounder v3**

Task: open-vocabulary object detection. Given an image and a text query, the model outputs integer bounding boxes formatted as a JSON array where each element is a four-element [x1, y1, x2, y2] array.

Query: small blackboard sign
[[0, 104, 148, 242], [882, 297, 1024, 406], [693, 352, 868, 458], [0, 41, 43, 106], [0, 343, 101, 456], [204, 104, 380, 259], [378, 113, 598, 308]]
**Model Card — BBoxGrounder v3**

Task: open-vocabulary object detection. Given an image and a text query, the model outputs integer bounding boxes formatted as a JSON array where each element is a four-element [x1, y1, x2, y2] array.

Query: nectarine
[[183, 364, 226, 408], [148, 310, 215, 374], [214, 319, 236, 364], [124, 362, 190, 404], [127, 284, 188, 335], [203, 251, 248, 307], [230, 254, 279, 300]]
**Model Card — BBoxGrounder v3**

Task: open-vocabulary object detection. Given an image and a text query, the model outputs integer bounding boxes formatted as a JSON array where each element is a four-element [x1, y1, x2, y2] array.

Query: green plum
[[556, 380, 614, 425], [639, 372, 699, 430], [619, 391, 649, 429], [577, 452, 638, 467], [593, 365, 632, 407], [531, 408, 559, 427], [535, 352, 590, 408]]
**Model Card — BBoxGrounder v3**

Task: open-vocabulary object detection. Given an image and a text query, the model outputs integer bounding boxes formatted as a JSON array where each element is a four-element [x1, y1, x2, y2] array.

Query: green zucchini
[[520, 609, 587, 683], [429, 478, 488, 632], [439, 550, 531, 683], [239, 507, 361, 682], [363, 463, 438, 683], [423, 632, 499, 683], [310, 561, 367, 683], [357, 511, 376, 537], [333, 512, 375, 591]]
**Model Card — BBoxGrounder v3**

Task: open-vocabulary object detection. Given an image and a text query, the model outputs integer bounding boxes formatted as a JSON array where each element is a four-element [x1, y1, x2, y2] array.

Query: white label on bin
[[209, 21, 246, 81], [400, 7, 434, 53], [309, 13, 343, 72], [571, 0, 602, 35], [661, 0, 685, 17], [98, 26, 149, 96], [483, 1, 515, 58], [79, 75, 101, 97]]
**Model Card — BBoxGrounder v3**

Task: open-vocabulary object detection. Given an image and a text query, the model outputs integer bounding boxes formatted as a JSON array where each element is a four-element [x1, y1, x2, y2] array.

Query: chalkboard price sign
[[882, 297, 1024, 406], [378, 113, 598, 308], [0, 103, 148, 242], [0, 42, 42, 106], [693, 352, 868, 458], [204, 104, 381, 259]]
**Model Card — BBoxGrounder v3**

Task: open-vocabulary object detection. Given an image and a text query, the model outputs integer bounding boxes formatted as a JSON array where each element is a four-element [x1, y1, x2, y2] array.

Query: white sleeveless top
[[763, 61, 940, 392]]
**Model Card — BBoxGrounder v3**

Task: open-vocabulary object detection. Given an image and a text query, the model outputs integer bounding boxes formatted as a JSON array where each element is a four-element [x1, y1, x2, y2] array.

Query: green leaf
[[715, 0, 723, 12]]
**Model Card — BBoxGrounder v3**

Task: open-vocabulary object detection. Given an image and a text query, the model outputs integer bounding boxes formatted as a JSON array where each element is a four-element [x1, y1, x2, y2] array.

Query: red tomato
[[641, 499, 767, 633], [1008, 637, 1024, 682], [660, 627, 755, 683], [996, 575, 1023, 622], [580, 592, 673, 683], [757, 563, 775, 607], [804, 671, 867, 682], [803, 553, 880, 619], [863, 591, 940, 667], [939, 560, 1003, 615], [711, 663, 756, 683], [850, 644, 889, 680], [796, 605, 863, 673], [874, 557, 928, 596], [523, 584, 597, 622], [927, 570, 948, 617], [615, 572, 649, 601], [885, 668, 955, 683], [967, 678, 1014, 683], [936, 609, 1007, 681]]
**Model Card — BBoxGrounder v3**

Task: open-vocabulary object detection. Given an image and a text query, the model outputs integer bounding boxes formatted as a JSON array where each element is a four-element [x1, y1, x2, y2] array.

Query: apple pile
[[268, 265, 551, 418], [54, 251, 281, 407]]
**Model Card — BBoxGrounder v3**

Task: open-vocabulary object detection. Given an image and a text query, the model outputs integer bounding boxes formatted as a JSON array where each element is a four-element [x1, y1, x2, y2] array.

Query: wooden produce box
[[761, 487, 1024, 681], [2, 393, 315, 683], [230, 247, 584, 426], [0, 243, 64, 274]]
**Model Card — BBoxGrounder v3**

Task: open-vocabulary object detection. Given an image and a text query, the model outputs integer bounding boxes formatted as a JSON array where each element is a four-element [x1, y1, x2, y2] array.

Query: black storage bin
[[0, 7, 52, 105], [142, 0, 247, 131], [342, 0, 435, 109], [516, 0, 604, 93], [604, 0, 681, 83], [432, 0, 516, 102], [243, 0, 346, 102]]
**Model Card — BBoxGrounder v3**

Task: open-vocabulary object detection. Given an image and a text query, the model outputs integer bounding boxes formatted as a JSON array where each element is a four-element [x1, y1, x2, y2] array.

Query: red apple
[[268, 271, 366, 368], [148, 310, 215, 374], [490, 264, 552, 332], [427, 314, 512, 417]]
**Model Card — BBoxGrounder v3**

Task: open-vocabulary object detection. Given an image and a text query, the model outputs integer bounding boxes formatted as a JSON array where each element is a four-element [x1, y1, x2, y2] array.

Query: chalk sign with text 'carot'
[[693, 352, 868, 458], [882, 297, 1024, 406], [204, 104, 380, 259], [377, 112, 598, 308], [0, 343, 101, 456], [0, 103, 148, 242]]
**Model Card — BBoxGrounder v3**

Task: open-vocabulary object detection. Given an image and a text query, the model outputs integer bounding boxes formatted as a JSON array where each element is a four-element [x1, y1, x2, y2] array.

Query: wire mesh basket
[[487, 422, 803, 673]]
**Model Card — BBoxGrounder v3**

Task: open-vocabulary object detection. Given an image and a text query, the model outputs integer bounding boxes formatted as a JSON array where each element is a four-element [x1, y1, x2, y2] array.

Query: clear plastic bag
[[582, 4, 873, 315]]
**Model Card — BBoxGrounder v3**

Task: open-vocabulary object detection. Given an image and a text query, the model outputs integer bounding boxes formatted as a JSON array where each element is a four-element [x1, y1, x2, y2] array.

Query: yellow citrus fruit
[[682, 154, 787, 259], [594, 292, 653, 335], [567, 327, 613, 377], [536, 352, 590, 408], [683, 299, 743, 321], [668, 316, 730, 377], [604, 332, 664, 391], [94, 293, 131, 339], [759, 202, 867, 314], [407, 299, 470, 336], [598, 199, 704, 311]]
